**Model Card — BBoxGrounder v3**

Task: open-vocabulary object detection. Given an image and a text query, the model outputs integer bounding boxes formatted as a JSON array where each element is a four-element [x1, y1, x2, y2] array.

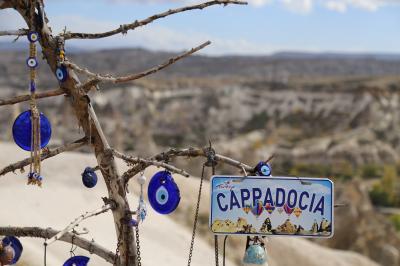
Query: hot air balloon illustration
[[251, 200, 264, 218], [277, 208, 284, 214], [243, 205, 252, 214], [283, 203, 294, 216], [265, 203, 275, 214], [293, 207, 302, 218]]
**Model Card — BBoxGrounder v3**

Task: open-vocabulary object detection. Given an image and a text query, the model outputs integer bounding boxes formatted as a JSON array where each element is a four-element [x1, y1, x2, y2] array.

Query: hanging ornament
[[55, 37, 68, 82], [12, 110, 52, 151], [63, 255, 90, 266], [251, 200, 264, 218], [27, 31, 39, 43], [81, 167, 98, 188], [243, 244, 267, 266], [0, 236, 23, 265], [56, 66, 68, 82], [255, 161, 272, 177], [136, 173, 147, 222], [265, 203, 275, 214], [148, 171, 180, 215], [12, 21, 53, 186]]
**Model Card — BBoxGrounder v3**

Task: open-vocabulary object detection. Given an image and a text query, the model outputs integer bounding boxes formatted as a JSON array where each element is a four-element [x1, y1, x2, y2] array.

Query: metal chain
[[214, 235, 219, 266], [187, 164, 206, 266], [135, 226, 142, 266], [114, 225, 123, 265]]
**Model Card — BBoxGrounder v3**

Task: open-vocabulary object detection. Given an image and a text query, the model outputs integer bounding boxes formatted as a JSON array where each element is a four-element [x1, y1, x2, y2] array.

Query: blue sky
[[1, 0, 400, 55]]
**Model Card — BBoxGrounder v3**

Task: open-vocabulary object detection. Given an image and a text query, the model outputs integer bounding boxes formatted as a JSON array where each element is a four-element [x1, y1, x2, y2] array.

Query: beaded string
[[27, 0, 43, 186]]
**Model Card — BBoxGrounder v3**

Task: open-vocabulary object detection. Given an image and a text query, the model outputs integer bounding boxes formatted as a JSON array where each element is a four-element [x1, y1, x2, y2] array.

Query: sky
[[1, 0, 400, 55]]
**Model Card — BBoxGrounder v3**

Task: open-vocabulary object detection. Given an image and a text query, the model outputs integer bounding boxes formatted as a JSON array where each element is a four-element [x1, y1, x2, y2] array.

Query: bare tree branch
[[65, 41, 211, 84], [112, 149, 190, 180], [0, 88, 66, 106], [0, 29, 28, 37], [46, 204, 114, 245], [0, 138, 87, 177], [123, 147, 256, 183], [0, 226, 116, 263], [62, 1, 247, 40], [0, 0, 13, 9]]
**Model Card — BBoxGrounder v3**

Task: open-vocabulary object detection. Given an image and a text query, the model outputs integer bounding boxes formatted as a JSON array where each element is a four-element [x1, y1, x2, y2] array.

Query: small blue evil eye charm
[[255, 161, 272, 177], [63, 256, 90, 266], [27, 31, 39, 43], [148, 171, 180, 215], [26, 57, 38, 68], [82, 167, 98, 188], [1, 236, 23, 265], [55, 66, 68, 82], [12, 110, 52, 151]]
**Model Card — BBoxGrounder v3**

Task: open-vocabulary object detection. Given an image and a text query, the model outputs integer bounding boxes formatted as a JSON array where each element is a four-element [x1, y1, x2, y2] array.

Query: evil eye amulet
[[26, 57, 38, 68], [55, 66, 68, 82], [148, 171, 180, 214], [82, 167, 98, 188], [255, 161, 272, 177], [63, 256, 90, 266], [1, 236, 23, 265], [12, 110, 52, 151], [27, 31, 39, 43]]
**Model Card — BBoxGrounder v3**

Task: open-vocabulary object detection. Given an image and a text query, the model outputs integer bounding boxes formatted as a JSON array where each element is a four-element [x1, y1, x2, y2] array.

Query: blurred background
[[1, 0, 400, 265]]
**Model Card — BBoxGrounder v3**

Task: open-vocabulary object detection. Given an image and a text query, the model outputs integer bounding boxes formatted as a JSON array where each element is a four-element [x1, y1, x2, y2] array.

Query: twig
[[0, 88, 66, 106], [45, 204, 113, 246], [0, 138, 87, 176], [62, 1, 247, 40], [0, 29, 28, 37], [123, 147, 256, 183], [65, 41, 211, 84], [112, 149, 190, 179], [0, 226, 115, 263]]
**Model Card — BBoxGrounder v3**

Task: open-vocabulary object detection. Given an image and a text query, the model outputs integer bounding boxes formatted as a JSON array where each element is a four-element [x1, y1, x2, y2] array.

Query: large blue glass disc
[[2, 236, 23, 264], [12, 110, 52, 151], [63, 256, 90, 266], [148, 171, 180, 214]]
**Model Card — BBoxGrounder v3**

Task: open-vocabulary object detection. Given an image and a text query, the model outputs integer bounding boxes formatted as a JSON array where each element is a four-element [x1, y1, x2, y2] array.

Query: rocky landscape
[[1, 46, 400, 265]]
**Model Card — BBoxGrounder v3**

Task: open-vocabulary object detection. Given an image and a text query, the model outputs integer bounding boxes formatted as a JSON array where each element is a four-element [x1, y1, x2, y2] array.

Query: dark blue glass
[[255, 161, 272, 177], [82, 167, 98, 188], [63, 256, 90, 266], [56, 66, 68, 82], [148, 171, 180, 214], [2, 236, 23, 264], [12, 110, 52, 151]]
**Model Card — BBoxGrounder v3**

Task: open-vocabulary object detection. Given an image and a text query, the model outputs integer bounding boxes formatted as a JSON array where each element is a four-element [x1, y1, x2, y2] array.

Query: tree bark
[[14, 2, 136, 265]]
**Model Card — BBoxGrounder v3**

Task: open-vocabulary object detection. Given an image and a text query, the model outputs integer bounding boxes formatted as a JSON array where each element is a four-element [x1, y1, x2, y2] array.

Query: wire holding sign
[[210, 176, 334, 238]]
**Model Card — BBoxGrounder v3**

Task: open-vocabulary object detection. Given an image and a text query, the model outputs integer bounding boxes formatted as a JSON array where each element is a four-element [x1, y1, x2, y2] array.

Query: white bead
[[137, 174, 146, 185]]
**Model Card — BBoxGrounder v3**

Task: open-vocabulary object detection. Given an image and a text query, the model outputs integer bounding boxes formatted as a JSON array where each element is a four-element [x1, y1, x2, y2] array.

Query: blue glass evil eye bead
[[12, 110, 52, 151], [2, 236, 23, 264], [27, 31, 39, 43], [82, 167, 97, 188], [55, 66, 68, 82], [148, 171, 180, 215], [26, 57, 38, 68], [63, 256, 90, 266], [255, 161, 272, 177]]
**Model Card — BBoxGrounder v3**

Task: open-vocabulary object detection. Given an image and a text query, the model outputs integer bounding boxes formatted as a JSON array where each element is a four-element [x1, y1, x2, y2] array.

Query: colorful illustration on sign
[[251, 200, 264, 218], [210, 176, 334, 238], [265, 203, 275, 214]]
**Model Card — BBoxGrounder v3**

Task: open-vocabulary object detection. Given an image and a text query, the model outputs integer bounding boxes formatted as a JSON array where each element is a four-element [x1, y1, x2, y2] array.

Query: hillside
[[0, 143, 379, 266]]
